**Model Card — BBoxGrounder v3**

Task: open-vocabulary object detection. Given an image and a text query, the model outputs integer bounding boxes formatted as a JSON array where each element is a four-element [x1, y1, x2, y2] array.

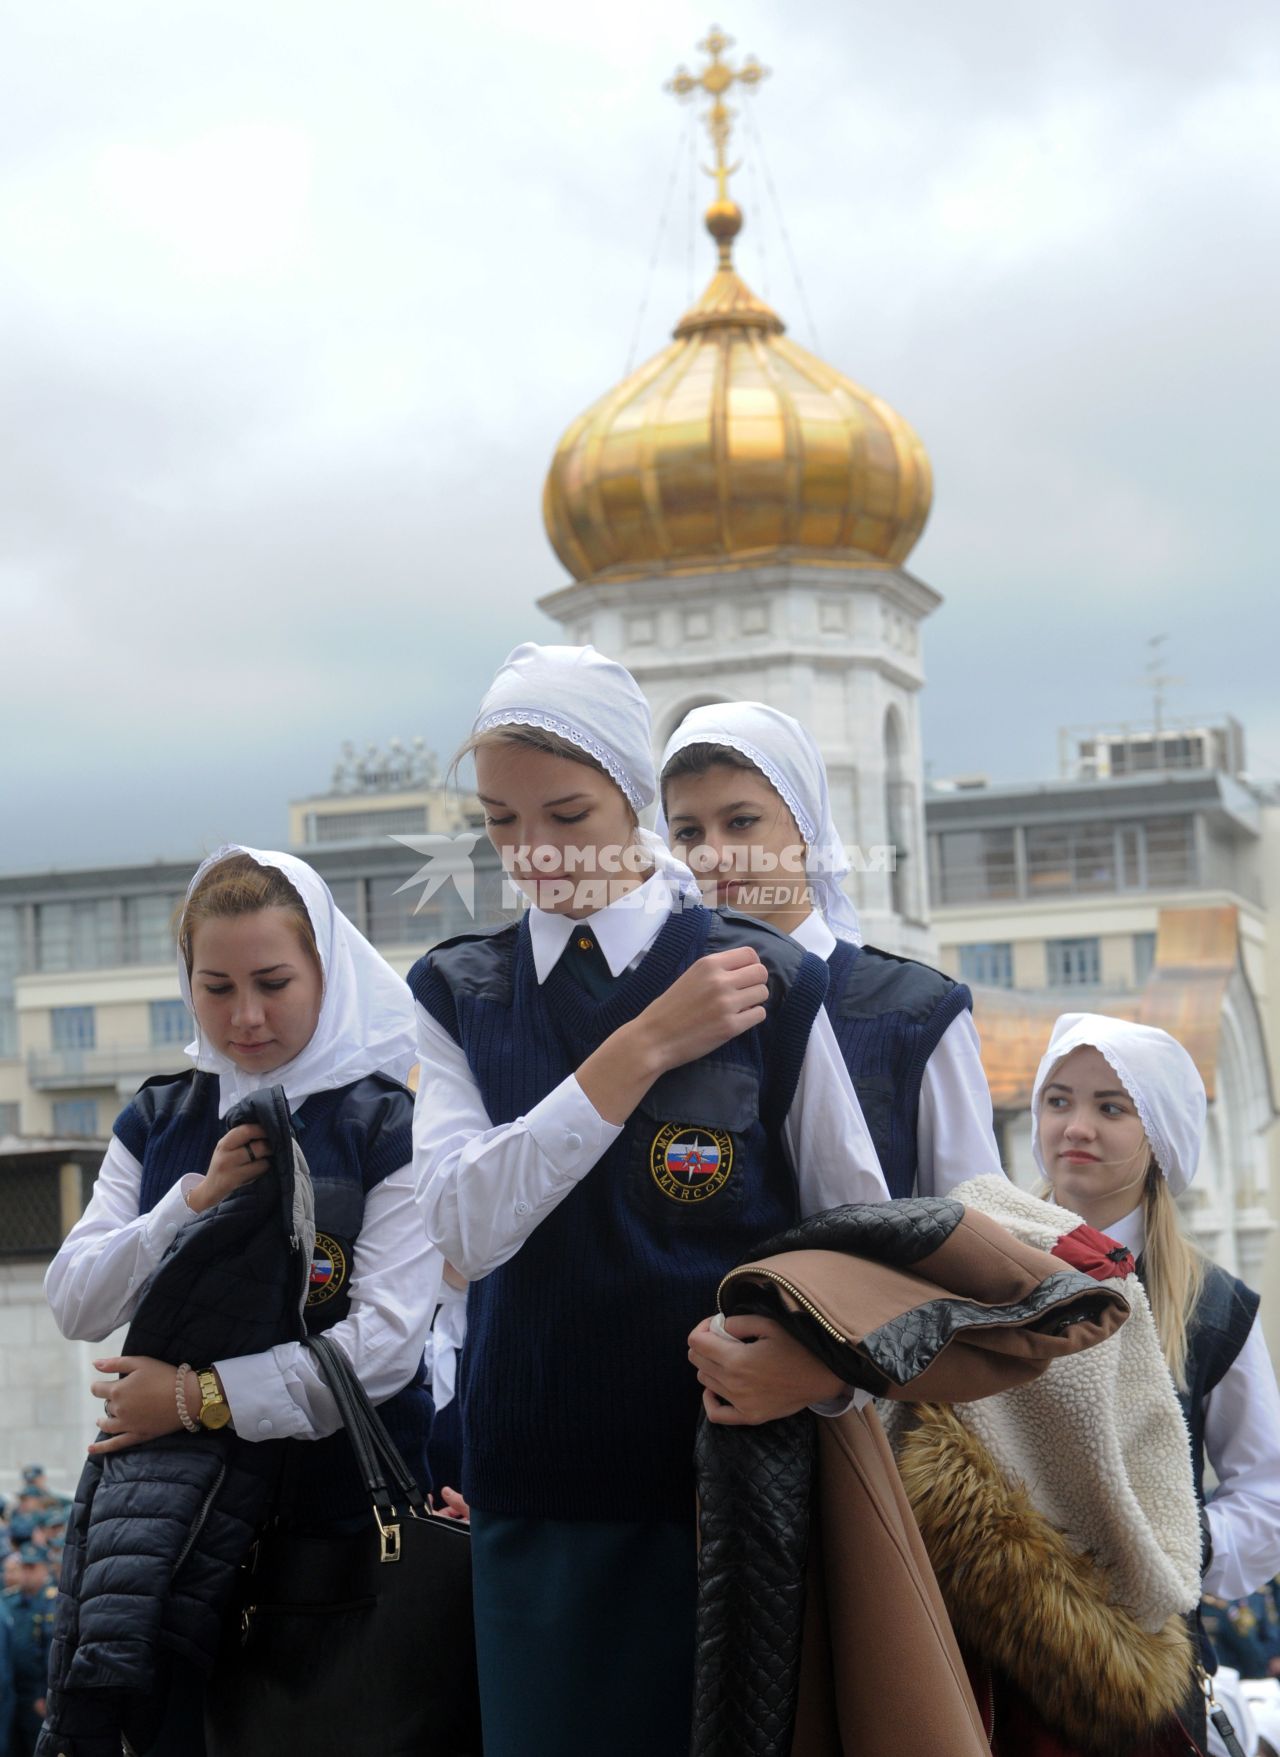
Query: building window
[[884, 709, 915, 920], [958, 943, 1014, 988], [1107, 732, 1208, 775], [1144, 817, 1196, 888], [309, 807, 429, 844], [934, 829, 1018, 904], [53, 1099, 99, 1138], [150, 999, 191, 1046], [35, 900, 121, 971], [1133, 932, 1157, 986], [0, 1102, 18, 1136], [1119, 826, 1142, 889], [1026, 822, 1116, 894], [0, 905, 18, 1057], [366, 875, 451, 946], [325, 877, 364, 932], [122, 894, 183, 965], [1047, 937, 1101, 988], [1022, 817, 1195, 897], [0, 1160, 62, 1258], [51, 1006, 96, 1051]]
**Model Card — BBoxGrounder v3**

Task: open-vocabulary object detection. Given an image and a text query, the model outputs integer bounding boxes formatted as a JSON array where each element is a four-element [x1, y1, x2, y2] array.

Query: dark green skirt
[[470, 1511, 696, 1757]]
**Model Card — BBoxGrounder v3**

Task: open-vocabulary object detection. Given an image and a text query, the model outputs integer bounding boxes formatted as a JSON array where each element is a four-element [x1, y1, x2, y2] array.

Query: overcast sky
[[2, 0, 1277, 872]]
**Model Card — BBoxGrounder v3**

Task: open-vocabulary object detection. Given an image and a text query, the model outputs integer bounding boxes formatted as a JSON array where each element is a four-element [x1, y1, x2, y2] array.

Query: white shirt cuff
[[524, 1075, 625, 1180], [214, 1346, 314, 1442], [142, 1174, 203, 1255]]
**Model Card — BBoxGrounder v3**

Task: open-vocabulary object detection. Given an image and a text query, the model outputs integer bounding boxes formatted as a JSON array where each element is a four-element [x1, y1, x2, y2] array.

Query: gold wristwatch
[[195, 1369, 233, 1431]]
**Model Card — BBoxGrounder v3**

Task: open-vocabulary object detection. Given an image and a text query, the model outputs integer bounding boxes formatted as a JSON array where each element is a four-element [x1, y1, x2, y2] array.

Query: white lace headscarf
[[179, 844, 418, 1117], [1031, 1013, 1206, 1197], [657, 701, 862, 944], [471, 643, 697, 897]]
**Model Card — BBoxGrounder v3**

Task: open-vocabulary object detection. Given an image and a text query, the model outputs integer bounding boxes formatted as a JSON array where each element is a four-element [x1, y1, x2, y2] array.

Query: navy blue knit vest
[[1172, 1260, 1259, 1507], [411, 904, 827, 1522], [823, 939, 971, 1198], [114, 1068, 433, 1527], [1134, 1256, 1259, 1687]]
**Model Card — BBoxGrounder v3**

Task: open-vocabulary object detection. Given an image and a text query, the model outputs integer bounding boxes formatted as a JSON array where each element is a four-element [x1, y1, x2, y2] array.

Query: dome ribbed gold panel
[[543, 261, 933, 585]]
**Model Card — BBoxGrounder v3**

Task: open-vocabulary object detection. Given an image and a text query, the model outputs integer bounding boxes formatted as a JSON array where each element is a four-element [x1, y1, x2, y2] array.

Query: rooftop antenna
[[1141, 635, 1184, 769]]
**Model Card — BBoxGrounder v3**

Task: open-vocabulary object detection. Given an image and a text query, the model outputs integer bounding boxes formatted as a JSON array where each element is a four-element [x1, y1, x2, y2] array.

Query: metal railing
[[27, 1043, 188, 1090]]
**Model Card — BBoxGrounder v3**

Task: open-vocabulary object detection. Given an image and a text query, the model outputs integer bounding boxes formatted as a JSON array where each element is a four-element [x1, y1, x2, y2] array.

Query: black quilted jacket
[[690, 1198, 1125, 1757], [37, 1087, 314, 1757]]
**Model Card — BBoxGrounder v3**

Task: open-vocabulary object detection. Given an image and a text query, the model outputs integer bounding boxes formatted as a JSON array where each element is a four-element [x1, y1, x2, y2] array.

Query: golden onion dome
[[543, 196, 933, 585]]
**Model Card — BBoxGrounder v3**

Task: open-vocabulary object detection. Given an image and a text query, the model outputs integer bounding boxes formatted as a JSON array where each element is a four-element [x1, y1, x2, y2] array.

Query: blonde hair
[[452, 724, 640, 829], [177, 854, 320, 978], [1142, 1163, 1205, 1394]]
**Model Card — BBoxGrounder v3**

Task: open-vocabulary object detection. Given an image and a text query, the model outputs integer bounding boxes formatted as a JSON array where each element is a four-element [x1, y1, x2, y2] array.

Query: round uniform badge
[[307, 1232, 348, 1306], [650, 1124, 734, 1203]]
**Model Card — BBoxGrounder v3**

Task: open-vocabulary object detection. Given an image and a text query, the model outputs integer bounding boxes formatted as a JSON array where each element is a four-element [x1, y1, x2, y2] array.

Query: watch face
[[199, 1400, 232, 1431]]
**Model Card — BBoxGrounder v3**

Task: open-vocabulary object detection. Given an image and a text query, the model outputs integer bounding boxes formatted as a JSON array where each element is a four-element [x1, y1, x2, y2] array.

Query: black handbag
[[205, 1333, 482, 1757]]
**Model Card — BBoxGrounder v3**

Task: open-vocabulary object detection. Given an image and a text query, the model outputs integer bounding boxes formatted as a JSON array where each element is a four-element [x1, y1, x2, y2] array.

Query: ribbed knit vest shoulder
[[411, 904, 827, 1522], [114, 1069, 433, 1526], [1174, 1260, 1259, 1507], [822, 939, 971, 1198]]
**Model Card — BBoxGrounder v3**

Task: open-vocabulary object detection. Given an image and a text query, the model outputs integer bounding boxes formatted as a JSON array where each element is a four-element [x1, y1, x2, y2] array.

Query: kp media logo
[[391, 832, 481, 917]]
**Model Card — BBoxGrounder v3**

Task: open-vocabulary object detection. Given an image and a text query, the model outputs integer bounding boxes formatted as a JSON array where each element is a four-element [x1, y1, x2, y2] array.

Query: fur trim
[[897, 1404, 1194, 1755]]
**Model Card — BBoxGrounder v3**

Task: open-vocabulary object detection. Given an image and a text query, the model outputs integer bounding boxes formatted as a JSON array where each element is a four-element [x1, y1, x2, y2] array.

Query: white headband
[[657, 700, 862, 944], [179, 844, 417, 1118], [473, 643, 656, 812], [1031, 1012, 1206, 1197]]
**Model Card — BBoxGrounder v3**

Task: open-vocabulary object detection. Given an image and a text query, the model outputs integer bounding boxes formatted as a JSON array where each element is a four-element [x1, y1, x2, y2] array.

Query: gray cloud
[[2, 0, 1278, 870]]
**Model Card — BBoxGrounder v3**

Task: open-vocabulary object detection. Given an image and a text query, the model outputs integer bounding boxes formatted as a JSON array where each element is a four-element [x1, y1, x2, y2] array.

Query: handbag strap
[[1209, 1706, 1247, 1757], [305, 1333, 426, 1520], [1198, 1664, 1247, 1757]]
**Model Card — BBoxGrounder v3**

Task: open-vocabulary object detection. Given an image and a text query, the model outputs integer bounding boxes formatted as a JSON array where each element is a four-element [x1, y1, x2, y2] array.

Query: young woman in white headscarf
[[659, 701, 1003, 1198], [45, 846, 442, 1754], [409, 644, 891, 1757], [1033, 1013, 1280, 1734]]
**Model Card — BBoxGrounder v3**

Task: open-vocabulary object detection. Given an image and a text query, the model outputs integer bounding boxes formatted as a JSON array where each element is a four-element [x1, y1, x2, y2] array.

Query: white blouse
[[46, 1135, 442, 1442]]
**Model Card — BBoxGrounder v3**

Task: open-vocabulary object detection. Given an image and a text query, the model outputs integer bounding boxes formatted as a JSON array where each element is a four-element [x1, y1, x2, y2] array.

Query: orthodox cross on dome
[[666, 26, 768, 263]]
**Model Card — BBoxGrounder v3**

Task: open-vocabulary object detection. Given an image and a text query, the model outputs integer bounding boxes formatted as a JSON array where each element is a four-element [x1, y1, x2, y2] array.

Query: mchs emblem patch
[[650, 1124, 734, 1203], [307, 1231, 349, 1306]]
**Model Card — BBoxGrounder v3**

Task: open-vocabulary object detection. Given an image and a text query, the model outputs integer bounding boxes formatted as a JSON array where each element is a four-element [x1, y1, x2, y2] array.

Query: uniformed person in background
[[17, 1470, 69, 1523], [3, 1520, 37, 1559], [4, 1505, 41, 1544], [4, 1545, 55, 1757], [1202, 1579, 1280, 1678], [1, 1574, 16, 1757]]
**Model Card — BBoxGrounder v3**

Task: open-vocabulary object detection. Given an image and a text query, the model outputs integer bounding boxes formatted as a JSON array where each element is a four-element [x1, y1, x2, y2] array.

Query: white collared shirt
[[789, 912, 1005, 1198], [413, 874, 889, 1282], [1107, 1205, 1280, 1601], [46, 1137, 442, 1443]]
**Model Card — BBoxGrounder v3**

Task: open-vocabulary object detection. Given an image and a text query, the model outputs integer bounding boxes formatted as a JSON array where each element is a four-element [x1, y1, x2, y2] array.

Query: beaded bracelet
[[176, 1361, 199, 1434]]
